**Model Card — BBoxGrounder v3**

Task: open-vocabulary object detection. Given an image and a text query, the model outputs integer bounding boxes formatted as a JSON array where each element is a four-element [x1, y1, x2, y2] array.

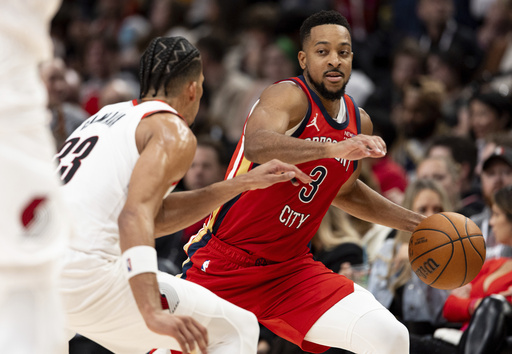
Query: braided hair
[[299, 10, 352, 49], [139, 36, 201, 98]]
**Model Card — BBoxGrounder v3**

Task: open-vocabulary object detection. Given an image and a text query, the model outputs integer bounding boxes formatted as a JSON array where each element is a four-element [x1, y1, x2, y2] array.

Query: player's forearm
[[129, 273, 163, 319], [245, 129, 331, 165], [154, 178, 251, 237], [118, 208, 163, 320], [333, 179, 425, 232]]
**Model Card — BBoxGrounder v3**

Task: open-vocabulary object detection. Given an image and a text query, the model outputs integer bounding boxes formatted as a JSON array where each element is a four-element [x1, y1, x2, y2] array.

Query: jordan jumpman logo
[[306, 113, 320, 132]]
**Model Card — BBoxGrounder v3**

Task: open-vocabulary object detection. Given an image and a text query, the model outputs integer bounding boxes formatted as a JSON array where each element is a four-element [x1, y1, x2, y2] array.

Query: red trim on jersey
[[141, 110, 185, 122], [131, 99, 139, 106]]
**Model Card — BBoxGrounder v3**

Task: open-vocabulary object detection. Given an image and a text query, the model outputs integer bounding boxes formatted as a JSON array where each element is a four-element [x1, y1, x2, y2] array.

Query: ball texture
[[409, 212, 486, 289]]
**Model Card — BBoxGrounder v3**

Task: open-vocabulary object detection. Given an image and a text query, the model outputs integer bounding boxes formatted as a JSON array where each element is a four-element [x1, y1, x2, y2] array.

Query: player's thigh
[[305, 284, 409, 354], [157, 271, 258, 328]]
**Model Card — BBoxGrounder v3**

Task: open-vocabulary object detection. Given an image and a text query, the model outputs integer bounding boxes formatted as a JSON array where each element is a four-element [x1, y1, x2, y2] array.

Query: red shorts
[[181, 234, 354, 353]]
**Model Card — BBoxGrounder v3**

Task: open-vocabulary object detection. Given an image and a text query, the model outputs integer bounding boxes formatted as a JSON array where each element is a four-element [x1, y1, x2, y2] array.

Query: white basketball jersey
[[57, 99, 178, 259], [0, 0, 61, 128]]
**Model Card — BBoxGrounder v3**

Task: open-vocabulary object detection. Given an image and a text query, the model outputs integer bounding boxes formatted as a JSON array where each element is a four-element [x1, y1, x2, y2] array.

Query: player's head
[[139, 36, 203, 123], [298, 10, 352, 101]]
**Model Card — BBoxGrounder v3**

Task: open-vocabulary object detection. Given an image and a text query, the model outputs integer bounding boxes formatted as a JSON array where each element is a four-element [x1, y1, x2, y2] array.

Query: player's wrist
[[121, 245, 158, 279]]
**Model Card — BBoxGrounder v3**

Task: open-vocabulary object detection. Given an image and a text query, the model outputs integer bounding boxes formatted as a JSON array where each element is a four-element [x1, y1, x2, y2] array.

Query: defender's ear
[[187, 81, 197, 102]]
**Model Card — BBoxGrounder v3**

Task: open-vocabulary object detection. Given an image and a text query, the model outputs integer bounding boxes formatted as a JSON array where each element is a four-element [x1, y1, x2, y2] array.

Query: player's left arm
[[332, 108, 425, 232]]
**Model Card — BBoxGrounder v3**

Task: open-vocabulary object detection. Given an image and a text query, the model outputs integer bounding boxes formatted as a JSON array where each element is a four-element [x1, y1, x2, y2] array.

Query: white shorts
[[0, 122, 70, 353], [60, 249, 259, 354]]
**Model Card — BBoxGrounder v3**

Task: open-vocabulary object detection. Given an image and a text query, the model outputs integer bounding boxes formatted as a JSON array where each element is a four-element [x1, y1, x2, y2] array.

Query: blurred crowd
[[50, 0, 512, 353]]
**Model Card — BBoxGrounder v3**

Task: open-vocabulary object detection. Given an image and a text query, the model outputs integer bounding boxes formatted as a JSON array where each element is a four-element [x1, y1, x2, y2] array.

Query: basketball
[[409, 212, 486, 290]]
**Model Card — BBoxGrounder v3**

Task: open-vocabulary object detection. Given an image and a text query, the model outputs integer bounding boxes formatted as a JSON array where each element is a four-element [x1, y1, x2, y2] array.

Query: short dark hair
[[139, 36, 201, 98], [196, 135, 229, 167], [299, 10, 352, 48], [427, 135, 478, 179], [470, 91, 512, 121]]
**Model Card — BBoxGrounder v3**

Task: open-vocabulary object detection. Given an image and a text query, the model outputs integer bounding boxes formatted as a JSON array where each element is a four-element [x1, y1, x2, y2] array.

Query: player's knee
[[215, 304, 259, 353], [369, 312, 409, 354], [234, 309, 259, 343], [380, 319, 409, 354], [353, 309, 409, 354]]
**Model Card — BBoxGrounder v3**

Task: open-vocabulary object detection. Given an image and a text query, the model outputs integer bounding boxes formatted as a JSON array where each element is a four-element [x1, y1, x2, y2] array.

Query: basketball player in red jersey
[[182, 10, 426, 354]]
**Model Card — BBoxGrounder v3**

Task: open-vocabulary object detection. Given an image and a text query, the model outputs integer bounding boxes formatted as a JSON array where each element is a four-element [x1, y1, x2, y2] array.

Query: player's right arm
[[154, 159, 311, 236], [119, 113, 207, 354], [243, 82, 385, 165]]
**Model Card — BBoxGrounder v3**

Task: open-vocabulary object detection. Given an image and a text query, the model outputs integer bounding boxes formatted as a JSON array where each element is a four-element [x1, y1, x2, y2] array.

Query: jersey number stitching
[[56, 136, 99, 184], [299, 166, 327, 203]]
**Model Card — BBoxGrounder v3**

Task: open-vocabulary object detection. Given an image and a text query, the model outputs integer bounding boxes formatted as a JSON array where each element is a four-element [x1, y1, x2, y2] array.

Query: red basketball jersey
[[186, 76, 361, 263]]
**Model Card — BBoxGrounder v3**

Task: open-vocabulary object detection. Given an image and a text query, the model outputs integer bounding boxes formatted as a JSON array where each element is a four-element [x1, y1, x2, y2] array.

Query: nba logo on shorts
[[201, 260, 210, 272]]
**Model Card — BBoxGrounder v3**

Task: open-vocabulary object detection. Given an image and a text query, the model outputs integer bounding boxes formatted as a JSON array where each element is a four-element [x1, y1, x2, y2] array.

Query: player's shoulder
[[261, 80, 306, 102], [258, 79, 309, 116], [137, 112, 195, 153]]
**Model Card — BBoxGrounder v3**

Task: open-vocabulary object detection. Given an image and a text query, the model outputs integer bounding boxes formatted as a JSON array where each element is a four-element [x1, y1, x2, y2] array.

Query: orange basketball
[[409, 212, 486, 290]]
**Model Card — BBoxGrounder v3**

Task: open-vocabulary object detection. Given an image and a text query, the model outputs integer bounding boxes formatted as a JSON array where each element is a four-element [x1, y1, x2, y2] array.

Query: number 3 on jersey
[[299, 166, 327, 203], [56, 136, 98, 184]]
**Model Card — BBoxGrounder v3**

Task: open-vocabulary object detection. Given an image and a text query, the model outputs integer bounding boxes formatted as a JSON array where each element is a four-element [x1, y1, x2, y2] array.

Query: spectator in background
[[365, 37, 425, 121], [40, 57, 88, 148], [391, 76, 447, 176], [468, 90, 512, 156], [472, 144, 512, 259], [477, 0, 512, 95], [426, 46, 473, 130], [80, 35, 120, 115], [475, 131, 512, 175], [415, 0, 482, 78], [98, 78, 137, 108], [415, 156, 462, 213], [426, 135, 484, 217], [195, 34, 254, 148], [369, 179, 452, 338]]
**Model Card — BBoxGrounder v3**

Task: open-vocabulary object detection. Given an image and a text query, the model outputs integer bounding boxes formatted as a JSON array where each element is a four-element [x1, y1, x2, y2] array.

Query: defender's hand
[[241, 159, 312, 189], [145, 311, 208, 354]]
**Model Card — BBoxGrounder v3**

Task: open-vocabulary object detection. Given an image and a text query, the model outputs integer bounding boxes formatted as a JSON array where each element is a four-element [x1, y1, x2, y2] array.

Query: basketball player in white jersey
[[0, 1, 71, 353], [57, 36, 310, 354]]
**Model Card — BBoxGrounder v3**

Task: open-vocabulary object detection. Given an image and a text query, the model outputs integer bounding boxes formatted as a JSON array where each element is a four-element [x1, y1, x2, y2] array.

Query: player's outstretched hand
[[330, 134, 386, 161], [241, 159, 312, 189], [146, 311, 208, 354]]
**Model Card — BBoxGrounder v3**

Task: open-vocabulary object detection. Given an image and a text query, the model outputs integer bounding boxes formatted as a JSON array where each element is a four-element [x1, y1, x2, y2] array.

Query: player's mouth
[[324, 71, 344, 83]]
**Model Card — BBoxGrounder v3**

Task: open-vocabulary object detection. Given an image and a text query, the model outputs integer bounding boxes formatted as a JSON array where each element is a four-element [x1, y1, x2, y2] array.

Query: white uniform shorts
[[60, 249, 259, 354]]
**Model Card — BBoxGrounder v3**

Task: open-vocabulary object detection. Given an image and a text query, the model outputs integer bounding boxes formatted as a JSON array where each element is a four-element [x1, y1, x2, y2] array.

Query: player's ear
[[298, 51, 306, 70], [187, 81, 197, 102]]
